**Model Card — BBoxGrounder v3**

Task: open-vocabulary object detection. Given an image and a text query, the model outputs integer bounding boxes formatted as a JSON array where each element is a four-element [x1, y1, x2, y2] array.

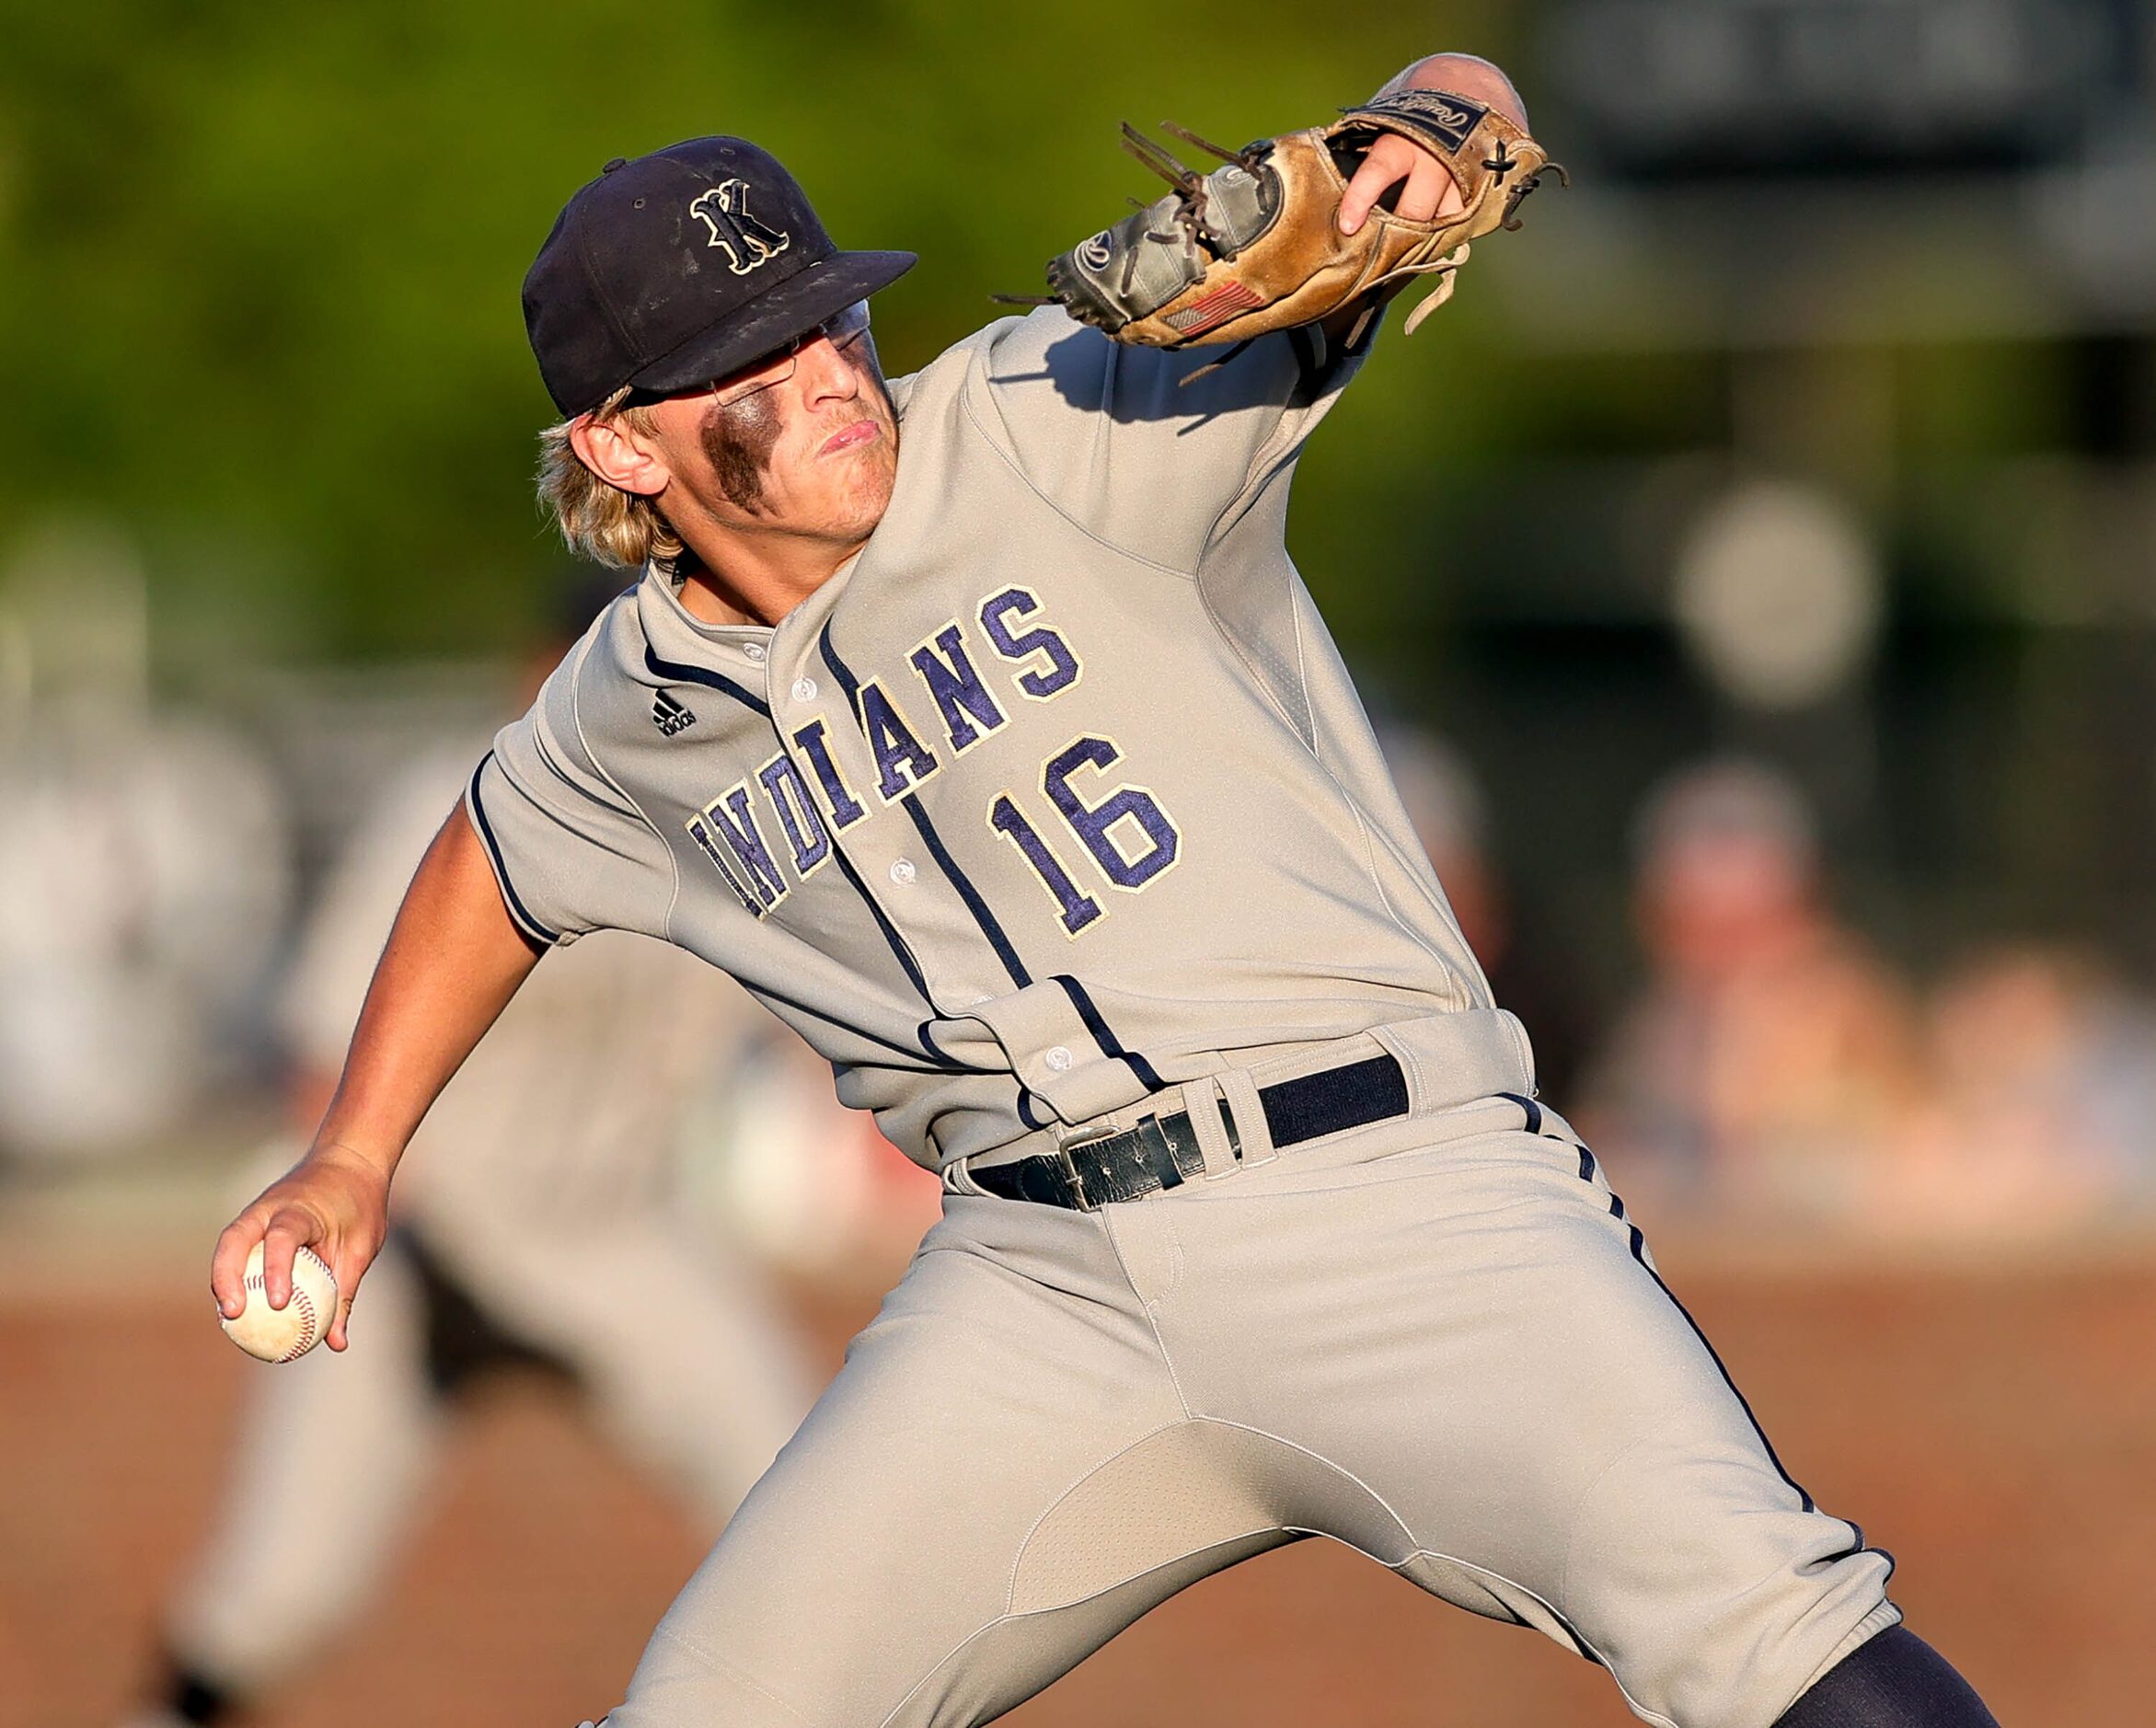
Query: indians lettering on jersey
[[680, 584, 1181, 932]]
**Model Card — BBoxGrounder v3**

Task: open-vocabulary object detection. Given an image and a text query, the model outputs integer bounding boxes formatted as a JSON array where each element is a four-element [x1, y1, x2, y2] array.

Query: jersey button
[[791, 676, 818, 702], [744, 642, 767, 662], [889, 858, 917, 885], [1044, 1046, 1073, 1072]]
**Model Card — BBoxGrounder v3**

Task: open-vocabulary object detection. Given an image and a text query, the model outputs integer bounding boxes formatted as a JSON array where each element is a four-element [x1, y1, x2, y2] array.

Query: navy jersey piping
[[826, 843, 935, 1001], [1051, 973, 1166, 1091], [467, 752, 561, 947], [818, 621, 1033, 991], [642, 643, 771, 717]]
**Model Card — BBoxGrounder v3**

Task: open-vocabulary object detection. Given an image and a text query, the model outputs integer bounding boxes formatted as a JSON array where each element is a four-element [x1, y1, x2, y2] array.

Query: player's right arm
[[210, 807, 543, 1351]]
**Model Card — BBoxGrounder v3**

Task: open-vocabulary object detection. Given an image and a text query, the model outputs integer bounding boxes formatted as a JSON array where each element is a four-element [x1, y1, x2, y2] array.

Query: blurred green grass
[[0, 1, 1531, 657]]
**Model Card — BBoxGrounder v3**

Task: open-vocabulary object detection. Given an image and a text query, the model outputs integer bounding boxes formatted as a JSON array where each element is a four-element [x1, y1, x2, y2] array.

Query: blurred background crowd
[[6, 2, 2156, 1724]]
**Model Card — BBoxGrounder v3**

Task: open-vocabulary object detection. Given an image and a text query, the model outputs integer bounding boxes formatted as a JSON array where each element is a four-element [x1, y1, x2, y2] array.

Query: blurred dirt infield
[[7, 1248, 2153, 1728]]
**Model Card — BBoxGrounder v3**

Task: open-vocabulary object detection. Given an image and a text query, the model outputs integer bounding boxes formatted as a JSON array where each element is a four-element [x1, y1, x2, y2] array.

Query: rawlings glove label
[[1349, 89, 1492, 156]]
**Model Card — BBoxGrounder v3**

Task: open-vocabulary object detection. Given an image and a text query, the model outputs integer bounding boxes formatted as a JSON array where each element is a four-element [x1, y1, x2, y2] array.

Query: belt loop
[[1182, 1078, 1238, 1179], [942, 1156, 988, 1196], [1216, 1067, 1275, 1168]]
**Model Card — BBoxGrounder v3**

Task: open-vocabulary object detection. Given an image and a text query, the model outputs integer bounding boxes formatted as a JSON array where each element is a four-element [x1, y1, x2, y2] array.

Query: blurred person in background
[[0, 526, 291, 1160], [1579, 758, 1925, 1223], [1873, 942, 2156, 1241], [1377, 724, 1586, 1103], [125, 582, 817, 1728]]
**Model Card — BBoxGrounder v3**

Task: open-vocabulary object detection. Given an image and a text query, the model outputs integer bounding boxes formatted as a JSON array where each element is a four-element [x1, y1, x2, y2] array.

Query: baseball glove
[[1006, 89, 1561, 356]]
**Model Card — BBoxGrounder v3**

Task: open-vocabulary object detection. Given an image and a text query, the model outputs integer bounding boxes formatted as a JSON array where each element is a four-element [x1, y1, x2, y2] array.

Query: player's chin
[[832, 442, 897, 517]]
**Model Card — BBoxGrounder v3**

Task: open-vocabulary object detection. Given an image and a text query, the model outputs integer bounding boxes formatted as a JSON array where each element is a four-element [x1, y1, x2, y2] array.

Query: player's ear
[[570, 411, 671, 499]]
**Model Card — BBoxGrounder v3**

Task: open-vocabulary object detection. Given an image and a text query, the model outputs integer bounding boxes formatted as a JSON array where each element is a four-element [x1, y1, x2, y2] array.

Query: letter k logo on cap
[[689, 179, 792, 276]]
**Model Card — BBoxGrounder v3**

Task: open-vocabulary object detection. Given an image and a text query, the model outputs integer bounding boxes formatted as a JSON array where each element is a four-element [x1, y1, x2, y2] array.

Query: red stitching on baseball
[[234, 1250, 329, 1359], [279, 1287, 318, 1360]]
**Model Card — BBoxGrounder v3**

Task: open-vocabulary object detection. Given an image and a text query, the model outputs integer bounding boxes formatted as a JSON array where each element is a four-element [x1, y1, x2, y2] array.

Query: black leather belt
[[970, 1053, 1409, 1211]]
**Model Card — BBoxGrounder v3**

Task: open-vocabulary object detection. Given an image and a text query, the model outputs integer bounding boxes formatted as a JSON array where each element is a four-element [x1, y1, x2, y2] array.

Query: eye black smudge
[[700, 390, 785, 514]]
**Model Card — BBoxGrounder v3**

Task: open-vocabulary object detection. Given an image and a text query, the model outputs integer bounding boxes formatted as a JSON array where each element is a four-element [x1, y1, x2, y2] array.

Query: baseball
[[221, 1241, 337, 1362]]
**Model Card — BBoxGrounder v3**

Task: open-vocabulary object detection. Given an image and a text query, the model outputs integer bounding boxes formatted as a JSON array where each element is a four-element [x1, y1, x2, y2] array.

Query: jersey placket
[[765, 610, 1014, 1026], [770, 590, 1170, 1132]]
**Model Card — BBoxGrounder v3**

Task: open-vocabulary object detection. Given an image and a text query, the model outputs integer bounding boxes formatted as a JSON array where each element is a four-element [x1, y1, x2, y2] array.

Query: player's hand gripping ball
[[220, 1241, 338, 1362]]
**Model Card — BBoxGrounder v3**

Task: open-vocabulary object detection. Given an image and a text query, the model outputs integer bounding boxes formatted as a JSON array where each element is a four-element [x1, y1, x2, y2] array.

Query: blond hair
[[536, 386, 685, 571]]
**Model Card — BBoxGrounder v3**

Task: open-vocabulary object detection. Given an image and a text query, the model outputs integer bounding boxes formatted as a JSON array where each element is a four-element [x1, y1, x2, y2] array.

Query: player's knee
[[1772, 1626, 2000, 1727], [1560, 1466, 1897, 1726]]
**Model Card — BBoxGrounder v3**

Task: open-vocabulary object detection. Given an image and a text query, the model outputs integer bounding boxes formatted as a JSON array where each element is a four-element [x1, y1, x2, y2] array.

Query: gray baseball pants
[[605, 1092, 1897, 1728]]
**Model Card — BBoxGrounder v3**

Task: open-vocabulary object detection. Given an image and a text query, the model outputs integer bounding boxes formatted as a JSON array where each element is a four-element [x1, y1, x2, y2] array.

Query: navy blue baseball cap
[[524, 136, 917, 417]]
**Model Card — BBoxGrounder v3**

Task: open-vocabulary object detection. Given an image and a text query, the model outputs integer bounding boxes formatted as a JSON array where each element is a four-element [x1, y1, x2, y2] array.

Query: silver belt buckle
[[1055, 1121, 1124, 1213], [1053, 1139, 1093, 1211]]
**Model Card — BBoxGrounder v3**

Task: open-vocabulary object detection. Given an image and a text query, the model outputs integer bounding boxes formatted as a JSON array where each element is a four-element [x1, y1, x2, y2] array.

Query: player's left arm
[[976, 56, 1535, 569], [1320, 52, 1532, 346]]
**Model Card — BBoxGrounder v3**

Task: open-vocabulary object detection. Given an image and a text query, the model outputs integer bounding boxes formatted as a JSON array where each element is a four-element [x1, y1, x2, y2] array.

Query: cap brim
[[625, 250, 917, 403]]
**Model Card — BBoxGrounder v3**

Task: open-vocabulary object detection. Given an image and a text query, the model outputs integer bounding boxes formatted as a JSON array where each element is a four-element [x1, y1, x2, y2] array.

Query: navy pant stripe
[[1553, 1125, 1837, 1523]]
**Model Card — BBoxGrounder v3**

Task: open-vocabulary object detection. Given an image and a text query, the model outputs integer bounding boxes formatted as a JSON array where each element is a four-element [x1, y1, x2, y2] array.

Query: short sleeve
[[971, 305, 1376, 573], [464, 638, 674, 947]]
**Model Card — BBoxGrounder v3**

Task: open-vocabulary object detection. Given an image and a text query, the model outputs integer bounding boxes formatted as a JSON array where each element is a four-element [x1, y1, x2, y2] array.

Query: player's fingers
[[327, 1292, 354, 1353], [210, 1213, 267, 1320], [323, 1246, 373, 1352], [1337, 135, 1419, 235], [1395, 155, 1463, 225], [259, 1211, 315, 1310]]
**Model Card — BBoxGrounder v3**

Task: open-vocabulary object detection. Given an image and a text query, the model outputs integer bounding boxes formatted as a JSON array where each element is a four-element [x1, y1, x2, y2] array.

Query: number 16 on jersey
[[988, 735, 1181, 936]]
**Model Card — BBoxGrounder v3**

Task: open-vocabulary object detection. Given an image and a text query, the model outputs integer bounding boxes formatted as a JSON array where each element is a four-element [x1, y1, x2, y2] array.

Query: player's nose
[[793, 329, 863, 408]]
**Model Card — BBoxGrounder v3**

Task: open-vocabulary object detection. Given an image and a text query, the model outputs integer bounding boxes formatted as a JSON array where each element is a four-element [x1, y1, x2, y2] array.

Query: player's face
[[646, 304, 899, 542]]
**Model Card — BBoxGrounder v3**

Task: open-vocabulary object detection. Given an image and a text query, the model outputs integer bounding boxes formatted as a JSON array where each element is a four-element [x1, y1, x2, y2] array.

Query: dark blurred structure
[[1372, 0, 2156, 1043], [1547, 0, 2137, 179]]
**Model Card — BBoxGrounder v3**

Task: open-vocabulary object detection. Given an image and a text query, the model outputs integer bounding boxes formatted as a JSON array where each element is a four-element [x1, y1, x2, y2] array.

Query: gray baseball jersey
[[470, 311, 1895, 1728], [469, 307, 1534, 1171]]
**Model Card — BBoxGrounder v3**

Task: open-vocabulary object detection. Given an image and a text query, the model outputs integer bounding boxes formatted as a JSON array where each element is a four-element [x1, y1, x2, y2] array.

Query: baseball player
[[213, 53, 2001, 1727], [135, 623, 815, 1728]]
